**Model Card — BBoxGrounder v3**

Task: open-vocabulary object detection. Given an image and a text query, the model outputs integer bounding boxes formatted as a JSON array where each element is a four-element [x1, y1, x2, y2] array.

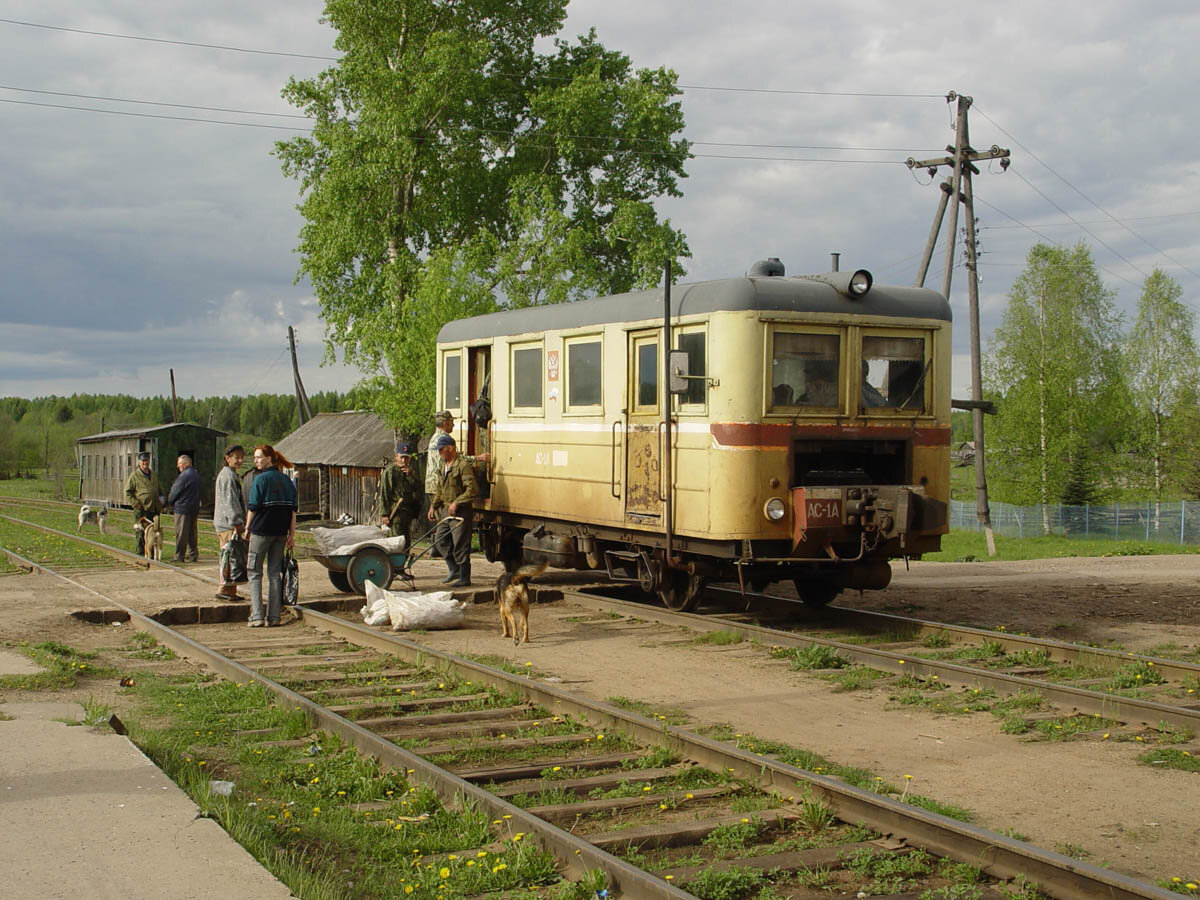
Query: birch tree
[[274, 0, 690, 433], [985, 242, 1128, 531], [1126, 269, 1199, 526]]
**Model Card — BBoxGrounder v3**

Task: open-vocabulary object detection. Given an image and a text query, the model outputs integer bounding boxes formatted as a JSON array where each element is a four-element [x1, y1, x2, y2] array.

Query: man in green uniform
[[124, 451, 163, 555], [377, 441, 423, 543], [426, 433, 478, 587]]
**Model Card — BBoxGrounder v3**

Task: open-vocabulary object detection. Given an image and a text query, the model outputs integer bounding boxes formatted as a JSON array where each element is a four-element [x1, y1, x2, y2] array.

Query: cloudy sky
[[1, 1, 1197, 402]]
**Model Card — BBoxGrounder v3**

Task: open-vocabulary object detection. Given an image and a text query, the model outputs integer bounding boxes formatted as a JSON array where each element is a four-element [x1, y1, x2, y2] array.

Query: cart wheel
[[347, 547, 394, 596], [327, 569, 353, 593]]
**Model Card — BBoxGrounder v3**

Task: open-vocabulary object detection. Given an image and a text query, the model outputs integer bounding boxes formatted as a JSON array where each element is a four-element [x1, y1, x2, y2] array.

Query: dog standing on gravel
[[77, 504, 107, 534], [136, 516, 163, 561], [495, 562, 547, 645]]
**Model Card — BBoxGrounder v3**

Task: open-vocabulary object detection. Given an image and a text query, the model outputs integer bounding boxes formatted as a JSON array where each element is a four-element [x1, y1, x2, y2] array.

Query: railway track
[[568, 587, 1200, 735], [0, 534, 1184, 899]]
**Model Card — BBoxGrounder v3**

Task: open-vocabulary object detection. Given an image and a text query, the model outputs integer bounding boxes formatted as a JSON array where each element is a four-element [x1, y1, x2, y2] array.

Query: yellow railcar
[[435, 259, 951, 610]]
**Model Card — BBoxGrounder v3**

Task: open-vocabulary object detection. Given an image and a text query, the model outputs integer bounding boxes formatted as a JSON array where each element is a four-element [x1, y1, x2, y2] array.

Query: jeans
[[248, 532, 287, 624]]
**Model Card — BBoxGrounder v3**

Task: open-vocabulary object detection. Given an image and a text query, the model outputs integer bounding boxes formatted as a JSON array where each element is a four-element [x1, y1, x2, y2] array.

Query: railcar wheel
[[347, 547, 394, 596], [793, 578, 839, 607], [658, 571, 704, 612], [327, 569, 353, 593], [749, 576, 772, 593]]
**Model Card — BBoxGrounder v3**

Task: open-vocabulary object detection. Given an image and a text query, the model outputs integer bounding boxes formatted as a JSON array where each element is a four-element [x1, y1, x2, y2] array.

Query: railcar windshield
[[861, 335, 926, 412], [771, 332, 840, 409]]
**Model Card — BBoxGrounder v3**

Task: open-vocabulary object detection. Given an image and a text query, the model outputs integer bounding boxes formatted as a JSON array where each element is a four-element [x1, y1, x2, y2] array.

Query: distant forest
[[0, 392, 353, 478]]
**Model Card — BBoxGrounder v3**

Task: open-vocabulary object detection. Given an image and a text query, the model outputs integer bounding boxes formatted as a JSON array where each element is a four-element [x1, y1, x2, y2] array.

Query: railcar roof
[[437, 275, 951, 343]]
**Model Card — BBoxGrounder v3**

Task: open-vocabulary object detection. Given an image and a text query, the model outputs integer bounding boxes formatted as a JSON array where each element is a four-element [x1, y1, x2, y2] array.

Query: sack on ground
[[223, 534, 248, 584], [364, 581, 466, 631], [281, 551, 300, 606], [360, 591, 390, 626]]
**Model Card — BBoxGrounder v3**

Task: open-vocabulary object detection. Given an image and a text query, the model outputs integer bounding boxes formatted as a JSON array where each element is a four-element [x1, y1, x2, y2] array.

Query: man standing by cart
[[124, 451, 162, 556], [167, 454, 201, 563], [378, 441, 423, 543], [426, 433, 477, 587]]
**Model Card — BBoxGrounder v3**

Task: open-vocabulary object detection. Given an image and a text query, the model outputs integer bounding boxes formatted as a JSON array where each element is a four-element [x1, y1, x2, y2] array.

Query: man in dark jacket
[[378, 441, 423, 542], [167, 454, 201, 563]]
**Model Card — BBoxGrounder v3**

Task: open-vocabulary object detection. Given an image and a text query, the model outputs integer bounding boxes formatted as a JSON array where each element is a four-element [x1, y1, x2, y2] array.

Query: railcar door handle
[[487, 421, 496, 485], [610, 421, 622, 498]]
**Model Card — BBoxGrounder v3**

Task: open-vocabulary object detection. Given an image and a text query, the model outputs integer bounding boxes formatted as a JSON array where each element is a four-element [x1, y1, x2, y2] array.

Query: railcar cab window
[[565, 337, 602, 411], [770, 331, 841, 410], [861, 335, 927, 413], [443, 352, 462, 411], [675, 328, 707, 411], [511, 342, 544, 413]]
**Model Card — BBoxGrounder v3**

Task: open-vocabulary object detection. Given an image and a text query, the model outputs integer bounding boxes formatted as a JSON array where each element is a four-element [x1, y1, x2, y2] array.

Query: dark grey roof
[[78, 422, 227, 443], [275, 411, 394, 468], [437, 275, 951, 343]]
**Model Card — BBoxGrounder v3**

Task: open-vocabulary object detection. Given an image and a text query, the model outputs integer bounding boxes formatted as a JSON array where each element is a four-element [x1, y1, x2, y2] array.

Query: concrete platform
[[0, 693, 296, 899]]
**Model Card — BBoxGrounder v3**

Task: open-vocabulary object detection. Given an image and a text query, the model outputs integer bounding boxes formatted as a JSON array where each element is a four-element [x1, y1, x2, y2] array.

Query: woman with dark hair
[[243, 444, 297, 626]]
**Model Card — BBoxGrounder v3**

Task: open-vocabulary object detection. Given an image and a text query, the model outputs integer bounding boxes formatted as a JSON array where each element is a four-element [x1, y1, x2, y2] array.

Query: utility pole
[[169, 369, 179, 423], [289, 326, 314, 426], [908, 91, 1009, 556]]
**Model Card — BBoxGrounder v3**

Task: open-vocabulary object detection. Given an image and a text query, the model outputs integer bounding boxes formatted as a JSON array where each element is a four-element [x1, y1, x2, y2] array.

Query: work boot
[[450, 561, 472, 588], [441, 560, 460, 584]]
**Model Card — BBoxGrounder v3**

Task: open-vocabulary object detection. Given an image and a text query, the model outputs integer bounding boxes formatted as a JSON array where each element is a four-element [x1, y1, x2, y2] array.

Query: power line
[[974, 104, 1200, 282], [982, 209, 1200, 229], [0, 17, 945, 99], [0, 97, 309, 131], [0, 84, 308, 119]]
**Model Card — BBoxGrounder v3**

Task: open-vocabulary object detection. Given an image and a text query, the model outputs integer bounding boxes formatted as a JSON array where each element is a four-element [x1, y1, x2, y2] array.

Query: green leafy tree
[[274, 0, 690, 434], [985, 242, 1129, 530], [1125, 269, 1200, 526]]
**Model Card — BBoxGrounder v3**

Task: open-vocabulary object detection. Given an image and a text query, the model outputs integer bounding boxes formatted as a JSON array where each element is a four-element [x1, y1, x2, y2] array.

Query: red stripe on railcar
[[709, 423, 951, 448]]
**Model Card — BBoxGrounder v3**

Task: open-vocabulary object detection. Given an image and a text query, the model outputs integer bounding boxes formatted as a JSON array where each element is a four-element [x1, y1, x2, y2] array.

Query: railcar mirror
[[669, 350, 690, 394]]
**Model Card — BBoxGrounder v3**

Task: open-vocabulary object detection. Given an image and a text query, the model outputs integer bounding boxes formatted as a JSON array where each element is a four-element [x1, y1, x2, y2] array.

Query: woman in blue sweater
[[244, 444, 297, 626]]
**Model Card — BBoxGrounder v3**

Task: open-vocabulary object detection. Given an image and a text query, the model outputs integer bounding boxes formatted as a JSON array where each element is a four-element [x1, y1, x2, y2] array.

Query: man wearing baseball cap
[[427, 432, 478, 586], [378, 440, 423, 543], [124, 450, 163, 556]]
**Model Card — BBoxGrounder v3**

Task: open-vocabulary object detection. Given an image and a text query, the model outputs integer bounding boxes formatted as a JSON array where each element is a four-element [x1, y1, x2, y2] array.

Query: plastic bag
[[281, 550, 300, 606], [364, 581, 466, 630], [223, 534, 248, 584]]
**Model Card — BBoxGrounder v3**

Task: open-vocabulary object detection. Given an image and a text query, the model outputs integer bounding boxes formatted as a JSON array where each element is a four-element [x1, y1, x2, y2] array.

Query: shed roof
[[78, 422, 227, 443], [275, 411, 395, 468]]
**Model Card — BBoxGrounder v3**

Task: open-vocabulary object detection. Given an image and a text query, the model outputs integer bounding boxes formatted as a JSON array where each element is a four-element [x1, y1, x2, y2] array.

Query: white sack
[[311, 525, 391, 555], [329, 534, 407, 557], [359, 591, 390, 626], [363, 581, 466, 630]]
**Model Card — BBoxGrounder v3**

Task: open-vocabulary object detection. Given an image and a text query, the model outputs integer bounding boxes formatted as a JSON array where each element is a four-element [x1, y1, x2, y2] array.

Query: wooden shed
[[275, 411, 396, 523], [77, 423, 227, 512]]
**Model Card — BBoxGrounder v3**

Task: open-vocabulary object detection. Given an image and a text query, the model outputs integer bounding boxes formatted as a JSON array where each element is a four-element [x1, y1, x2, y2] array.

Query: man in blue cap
[[426, 433, 478, 586], [377, 440, 423, 542]]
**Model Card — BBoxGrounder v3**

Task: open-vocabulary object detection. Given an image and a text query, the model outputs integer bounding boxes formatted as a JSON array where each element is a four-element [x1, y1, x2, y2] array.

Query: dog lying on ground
[[495, 562, 547, 646], [136, 516, 163, 561], [77, 504, 107, 534]]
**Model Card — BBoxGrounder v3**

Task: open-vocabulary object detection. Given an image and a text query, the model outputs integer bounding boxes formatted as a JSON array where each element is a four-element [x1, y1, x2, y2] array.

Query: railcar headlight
[[848, 269, 873, 296], [764, 497, 787, 522]]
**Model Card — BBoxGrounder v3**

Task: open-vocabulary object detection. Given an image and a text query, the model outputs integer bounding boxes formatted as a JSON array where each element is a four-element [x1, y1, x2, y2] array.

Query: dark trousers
[[432, 507, 472, 567], [174, 513, 199, 562]]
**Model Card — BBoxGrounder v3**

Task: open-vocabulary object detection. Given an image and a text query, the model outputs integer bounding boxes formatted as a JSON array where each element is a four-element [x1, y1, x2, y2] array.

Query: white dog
[[77, 504, 107, 534]]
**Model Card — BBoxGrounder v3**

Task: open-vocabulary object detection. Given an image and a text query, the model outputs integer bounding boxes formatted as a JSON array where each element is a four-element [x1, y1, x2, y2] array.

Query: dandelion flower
[[439, 868, 450, 879]]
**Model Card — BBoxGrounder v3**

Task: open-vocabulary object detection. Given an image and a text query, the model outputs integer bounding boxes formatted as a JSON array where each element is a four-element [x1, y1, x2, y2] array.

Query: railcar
[[435, 258, 951, 610]]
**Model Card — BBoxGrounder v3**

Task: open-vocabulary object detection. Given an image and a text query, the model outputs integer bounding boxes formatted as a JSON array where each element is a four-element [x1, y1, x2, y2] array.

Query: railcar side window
[[676, 330, 707, 408], [637, 341, 658, 409], [512, 345, 543, 411], [862, 335, 927, 412], [771, 332, 840, 409], [566, 338, 602, 409], [443, 352, 462, 410]]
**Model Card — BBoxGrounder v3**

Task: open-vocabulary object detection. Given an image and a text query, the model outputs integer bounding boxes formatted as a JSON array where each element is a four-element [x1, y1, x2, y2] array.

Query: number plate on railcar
[[793, 487, 844, 532]]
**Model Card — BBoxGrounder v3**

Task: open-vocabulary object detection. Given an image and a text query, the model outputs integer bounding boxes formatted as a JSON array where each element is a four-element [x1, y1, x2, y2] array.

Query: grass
[[605, 695, 691, 726], [769, 644, 848, 670], [123, 671, 594, 898], [923, 530, 1200, 562], [691, 630, 744, 646], [1138, 747, 1200, 772], [0, 640, 118, 690]]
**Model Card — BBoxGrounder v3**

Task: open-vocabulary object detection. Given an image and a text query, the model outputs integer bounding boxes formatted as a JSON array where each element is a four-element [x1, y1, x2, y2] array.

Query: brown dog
[[495, 562, 547, 645], [137, 516, 163, 561]]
